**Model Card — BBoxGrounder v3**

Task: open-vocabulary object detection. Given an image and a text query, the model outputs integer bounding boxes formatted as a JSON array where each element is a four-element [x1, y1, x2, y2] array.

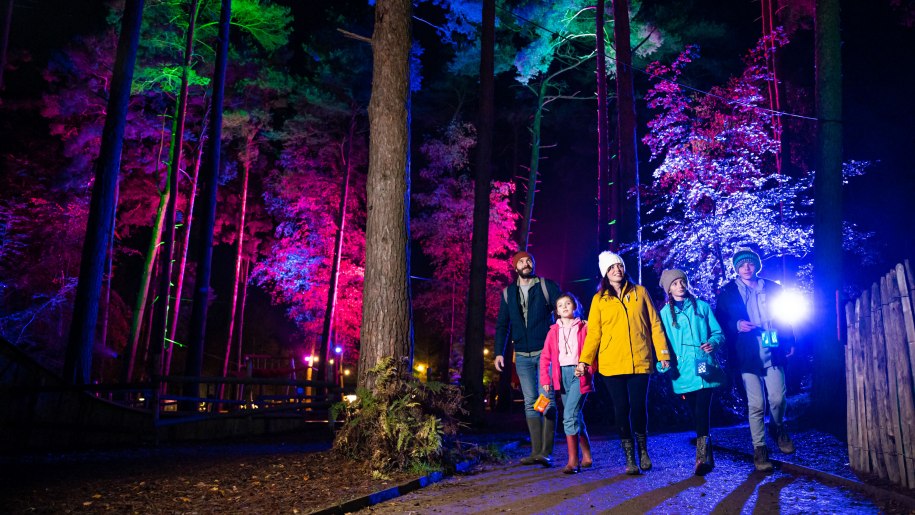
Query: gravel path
[[359, 430, 905, 514]]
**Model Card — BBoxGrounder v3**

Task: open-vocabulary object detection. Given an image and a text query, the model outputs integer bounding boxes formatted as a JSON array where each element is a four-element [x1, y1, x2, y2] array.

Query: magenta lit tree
[[412, 121, 518, 383]]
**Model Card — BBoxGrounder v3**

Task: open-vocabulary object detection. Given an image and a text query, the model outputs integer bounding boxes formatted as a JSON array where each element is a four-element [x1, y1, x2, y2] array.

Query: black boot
[[635, 433, 652, 471], [521, 417, 542, 465], [535, 413, 555, 467], [754, 445, 774, 472], [621, 439, 640, 475], [695, 436, 714, 476]]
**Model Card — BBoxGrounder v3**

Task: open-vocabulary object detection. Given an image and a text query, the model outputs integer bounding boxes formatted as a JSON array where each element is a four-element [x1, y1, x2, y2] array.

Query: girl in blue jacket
[[658, 269, 725, 476]]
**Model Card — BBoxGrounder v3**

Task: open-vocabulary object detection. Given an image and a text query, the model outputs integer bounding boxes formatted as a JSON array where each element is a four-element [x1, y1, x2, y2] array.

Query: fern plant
[[332, 357, 466, 474]]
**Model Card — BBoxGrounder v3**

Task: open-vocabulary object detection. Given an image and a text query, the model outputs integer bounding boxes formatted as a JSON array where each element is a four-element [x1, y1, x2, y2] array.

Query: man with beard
[[495, 251, 562, 466]]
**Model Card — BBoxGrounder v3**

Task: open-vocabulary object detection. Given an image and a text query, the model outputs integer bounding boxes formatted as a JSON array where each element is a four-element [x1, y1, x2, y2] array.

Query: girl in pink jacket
[[540, 292, 594, 474]]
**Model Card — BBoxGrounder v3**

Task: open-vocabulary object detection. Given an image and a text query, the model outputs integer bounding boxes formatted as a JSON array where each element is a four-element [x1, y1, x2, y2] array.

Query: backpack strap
[[540, 279, 551, 308]]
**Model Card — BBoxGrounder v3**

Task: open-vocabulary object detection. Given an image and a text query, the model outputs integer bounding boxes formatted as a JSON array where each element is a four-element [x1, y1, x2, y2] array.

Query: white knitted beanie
[[598, 251, 625, 278]]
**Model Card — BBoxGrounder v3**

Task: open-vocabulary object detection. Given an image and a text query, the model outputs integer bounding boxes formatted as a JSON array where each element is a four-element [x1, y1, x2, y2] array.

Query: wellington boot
[[563, 435, 580, 474], [580, 430, 593, 468], [621, 439, 640, 475], [694, 436, 714, 476], [520, 417, 542, 465], [635, 433, 652, 471], [535, 414, 555, 467]]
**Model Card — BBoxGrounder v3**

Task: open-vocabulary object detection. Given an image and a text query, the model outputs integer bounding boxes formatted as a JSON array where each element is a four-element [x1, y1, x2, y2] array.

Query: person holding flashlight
[[715, 247, 796, 473]]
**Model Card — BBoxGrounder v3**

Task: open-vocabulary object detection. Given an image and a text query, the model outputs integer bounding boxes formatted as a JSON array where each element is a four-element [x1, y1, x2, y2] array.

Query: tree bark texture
[[813, 0, 844, 424], [596, 0, 613, 250], [613, 0, 641, 276], [462, 0, 495, 424], [64, 0, 145, 384], [358, 0, 413, 390], [185, 0, 230, 403], [150, 0, 198, 381]]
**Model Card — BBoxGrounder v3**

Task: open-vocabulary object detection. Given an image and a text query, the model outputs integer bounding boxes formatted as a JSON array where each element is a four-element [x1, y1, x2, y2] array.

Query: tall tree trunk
[[150, 0, 199, 382], [613, 0, 641, 279], [184, 0, 230, 405], [123, 113, 169, 383], [519, 79, 547, 251], [813, 0, 844, 426], [222, 148, 250, 393], [164, 124, 207, 377], [462, 0, 495, 423], [596, 0, 613, 251], [320, 110, 356, 383], [235, 258, 249, 371], [0, 0, 13, 92], [64, 0, 145, 385], [99, 182, 119, 357], [358, 0, 412, 390]]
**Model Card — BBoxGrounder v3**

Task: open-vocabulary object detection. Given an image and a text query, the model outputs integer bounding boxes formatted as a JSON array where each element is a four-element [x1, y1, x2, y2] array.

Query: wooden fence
[[845, 260, 915, 489]]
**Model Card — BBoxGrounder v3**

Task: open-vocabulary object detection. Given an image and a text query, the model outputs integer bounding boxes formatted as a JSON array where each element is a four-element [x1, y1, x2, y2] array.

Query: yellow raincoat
[[579, 282, 670, 375]]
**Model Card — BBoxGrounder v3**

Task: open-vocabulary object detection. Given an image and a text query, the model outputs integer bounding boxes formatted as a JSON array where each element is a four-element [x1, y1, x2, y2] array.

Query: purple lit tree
[[639, 31, 874, 299]]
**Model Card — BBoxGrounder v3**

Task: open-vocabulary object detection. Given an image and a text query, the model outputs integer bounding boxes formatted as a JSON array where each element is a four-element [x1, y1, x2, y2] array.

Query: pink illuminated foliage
[[412, 121, 518, 379]]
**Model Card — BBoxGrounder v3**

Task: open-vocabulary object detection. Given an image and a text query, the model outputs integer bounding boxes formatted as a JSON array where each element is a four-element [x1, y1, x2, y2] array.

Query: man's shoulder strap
[[540, 279, 551, 307]]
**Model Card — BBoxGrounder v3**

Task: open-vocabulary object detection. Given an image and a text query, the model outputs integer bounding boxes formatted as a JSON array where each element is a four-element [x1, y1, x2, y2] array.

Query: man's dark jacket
[[495, 278, 562, 356], [715, 279, 796, 375]]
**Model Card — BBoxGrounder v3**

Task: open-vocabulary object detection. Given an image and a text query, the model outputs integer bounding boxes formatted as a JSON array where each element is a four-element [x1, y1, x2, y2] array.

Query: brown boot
[[580, 431, 593, 468], [563, 435, 580, 474], [754, 445, 774, 472]]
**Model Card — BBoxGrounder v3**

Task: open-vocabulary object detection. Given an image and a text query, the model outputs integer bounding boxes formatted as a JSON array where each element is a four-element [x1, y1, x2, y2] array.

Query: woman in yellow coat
[[576, 251, 670, 475]]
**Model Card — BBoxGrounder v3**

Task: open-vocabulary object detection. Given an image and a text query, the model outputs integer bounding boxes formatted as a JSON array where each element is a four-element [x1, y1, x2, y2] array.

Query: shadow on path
[[476, 472, 638, 514], [602, 474, 707, 514]]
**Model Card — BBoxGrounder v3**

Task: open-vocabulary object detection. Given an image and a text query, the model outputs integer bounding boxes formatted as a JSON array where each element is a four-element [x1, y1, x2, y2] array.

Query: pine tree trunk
[[520, 79, 547, 251], [320, 111, 356, 383], [613, 0, 641, 278], [185, 0, 230, 405], [596, 0, 613, 250], [150, 0, 199, 381], [358, 0, 413, 390], [0, 0, 14, 92], [65, 0, 145, 385], [235, 258, 249, 371], [222, 148, 250, 394], [813, 0, 844, 425], [99, 182, 119, 358], [164, 124, 206, 377], [461, 0, 495, 423]]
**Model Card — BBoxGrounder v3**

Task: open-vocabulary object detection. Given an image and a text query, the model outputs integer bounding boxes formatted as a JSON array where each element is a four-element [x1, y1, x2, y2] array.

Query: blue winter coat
[[495, 277, 562, 356], [659, 298, 726, 394]]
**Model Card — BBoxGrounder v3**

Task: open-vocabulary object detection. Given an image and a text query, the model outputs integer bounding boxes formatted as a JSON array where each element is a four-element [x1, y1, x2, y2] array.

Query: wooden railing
[[845, 260, 915, 489], [1, 341, 347, 450]]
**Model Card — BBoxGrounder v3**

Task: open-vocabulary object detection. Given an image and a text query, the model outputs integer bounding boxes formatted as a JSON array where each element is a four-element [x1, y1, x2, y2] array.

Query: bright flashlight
[[771, 290, 809, 325]]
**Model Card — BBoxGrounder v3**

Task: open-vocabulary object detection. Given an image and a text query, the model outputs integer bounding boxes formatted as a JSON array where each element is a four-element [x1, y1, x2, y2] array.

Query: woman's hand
[[700, 343, 714, 354], [575, 362, 588, 376], [659, 360, 670, 370]]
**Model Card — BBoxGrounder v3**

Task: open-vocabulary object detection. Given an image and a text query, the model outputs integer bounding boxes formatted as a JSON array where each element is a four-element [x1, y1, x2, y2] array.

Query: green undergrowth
[[331, 357, 504, 476]]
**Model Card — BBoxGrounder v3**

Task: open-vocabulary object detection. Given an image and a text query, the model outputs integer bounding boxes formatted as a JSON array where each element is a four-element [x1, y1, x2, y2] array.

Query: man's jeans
[[742, 366, 787, 447], [516, 352, 554, 418]]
